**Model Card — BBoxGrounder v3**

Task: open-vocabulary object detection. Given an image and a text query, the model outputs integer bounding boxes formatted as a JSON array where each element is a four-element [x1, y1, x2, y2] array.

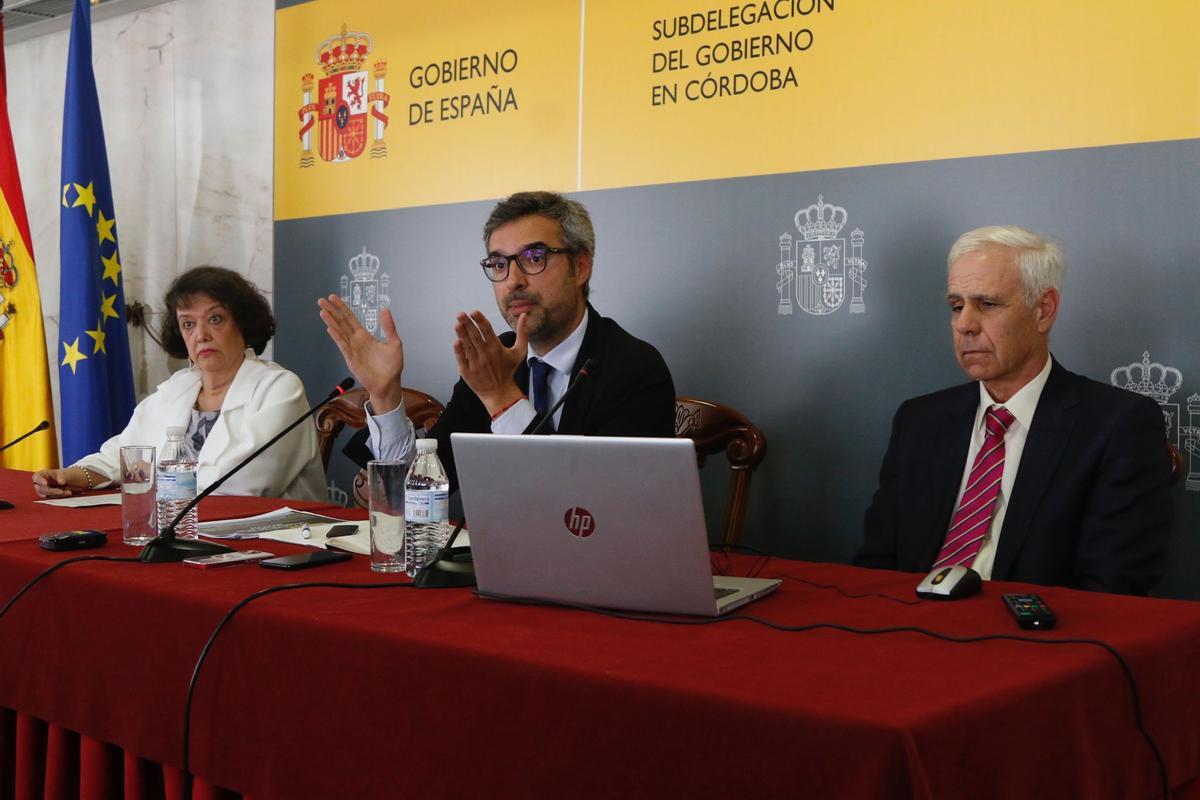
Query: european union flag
[[58, 0, 134, 464]]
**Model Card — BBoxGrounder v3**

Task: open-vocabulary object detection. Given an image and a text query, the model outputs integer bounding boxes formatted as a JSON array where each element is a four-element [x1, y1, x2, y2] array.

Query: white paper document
[[258, 520, 371, 556], [195, 507, 345, 540]]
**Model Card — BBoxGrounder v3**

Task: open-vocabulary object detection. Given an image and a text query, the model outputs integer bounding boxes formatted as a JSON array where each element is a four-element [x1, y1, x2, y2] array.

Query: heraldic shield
[[797, 238, 845, 315], [318, 70, 369, 162]]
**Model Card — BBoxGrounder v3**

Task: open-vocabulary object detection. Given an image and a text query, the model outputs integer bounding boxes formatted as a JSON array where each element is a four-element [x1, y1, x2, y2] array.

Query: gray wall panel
[[277, 138, 1200, 598]]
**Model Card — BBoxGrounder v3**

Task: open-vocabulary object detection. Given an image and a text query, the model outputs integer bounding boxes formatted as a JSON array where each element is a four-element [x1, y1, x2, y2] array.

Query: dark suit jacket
[[854, 359, 1172, 595], [346, 305, 676, 492]]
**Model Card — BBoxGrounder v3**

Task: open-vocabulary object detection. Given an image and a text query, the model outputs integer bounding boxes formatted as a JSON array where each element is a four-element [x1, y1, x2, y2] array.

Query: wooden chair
[[313, 387, 445, 506], [674, 397, 768, 546], [1168, 442, 1185, 485]]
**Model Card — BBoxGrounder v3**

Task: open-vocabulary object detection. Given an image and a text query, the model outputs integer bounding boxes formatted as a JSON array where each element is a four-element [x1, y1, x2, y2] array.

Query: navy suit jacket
[[346, 305, 676, 492], [854, 359, 1172, 595]]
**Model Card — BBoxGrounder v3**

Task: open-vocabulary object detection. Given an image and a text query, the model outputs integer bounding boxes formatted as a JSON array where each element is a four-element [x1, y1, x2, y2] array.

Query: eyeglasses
[[479, 245, 575, 282]]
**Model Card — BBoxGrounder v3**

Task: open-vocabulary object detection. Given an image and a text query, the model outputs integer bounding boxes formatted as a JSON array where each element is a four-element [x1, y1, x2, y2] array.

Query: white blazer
[[77, 351, 327, 501]]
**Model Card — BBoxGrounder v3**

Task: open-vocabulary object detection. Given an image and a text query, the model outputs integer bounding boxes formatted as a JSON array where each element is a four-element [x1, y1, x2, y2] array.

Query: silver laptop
[[452, 433, 781, 616]]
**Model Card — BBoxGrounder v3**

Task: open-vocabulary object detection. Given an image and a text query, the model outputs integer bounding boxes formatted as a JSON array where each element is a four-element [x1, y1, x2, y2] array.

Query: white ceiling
[[2, 0, 175, 44]]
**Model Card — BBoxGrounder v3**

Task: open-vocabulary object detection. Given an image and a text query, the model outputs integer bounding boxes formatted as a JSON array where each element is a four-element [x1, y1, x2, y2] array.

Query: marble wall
[[5, 0, 274, 434]]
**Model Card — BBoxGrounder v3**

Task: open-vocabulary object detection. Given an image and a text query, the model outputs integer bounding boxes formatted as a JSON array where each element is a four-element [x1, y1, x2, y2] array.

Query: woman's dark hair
[[159, 266, 275, 359]]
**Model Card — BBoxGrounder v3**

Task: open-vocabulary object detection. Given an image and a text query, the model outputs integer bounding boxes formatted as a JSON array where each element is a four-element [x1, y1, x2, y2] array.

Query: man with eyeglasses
[[319, 190, 676, 489]]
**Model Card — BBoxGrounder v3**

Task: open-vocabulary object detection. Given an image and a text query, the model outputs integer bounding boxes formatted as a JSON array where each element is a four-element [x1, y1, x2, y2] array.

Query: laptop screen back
[[452, 433, 722, 615]]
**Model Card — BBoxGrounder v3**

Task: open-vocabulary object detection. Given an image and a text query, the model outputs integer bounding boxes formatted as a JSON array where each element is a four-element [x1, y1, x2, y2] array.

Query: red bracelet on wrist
[[490, 395, 527, 421]]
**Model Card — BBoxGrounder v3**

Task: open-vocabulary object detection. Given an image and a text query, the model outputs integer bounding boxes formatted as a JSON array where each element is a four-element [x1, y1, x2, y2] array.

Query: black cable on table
[[0, 555, 140, 622], [181, 580, 416, 796], [479, 591, 1171, 800]]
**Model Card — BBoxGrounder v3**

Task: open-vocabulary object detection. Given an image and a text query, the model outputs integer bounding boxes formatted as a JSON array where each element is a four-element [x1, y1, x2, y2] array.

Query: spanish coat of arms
[[298, 24, 391, 166], [776, 195, 867, 316]]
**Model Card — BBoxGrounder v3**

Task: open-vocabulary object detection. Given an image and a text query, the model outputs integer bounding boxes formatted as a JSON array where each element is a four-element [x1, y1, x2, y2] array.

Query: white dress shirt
[[366, 310, 590, 461], [953, 354, 1053, 579]]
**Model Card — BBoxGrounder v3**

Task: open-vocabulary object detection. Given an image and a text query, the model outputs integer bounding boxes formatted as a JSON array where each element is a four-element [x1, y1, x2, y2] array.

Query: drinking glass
[[120, 445, 157, 545], [368, 459, 407, 573]]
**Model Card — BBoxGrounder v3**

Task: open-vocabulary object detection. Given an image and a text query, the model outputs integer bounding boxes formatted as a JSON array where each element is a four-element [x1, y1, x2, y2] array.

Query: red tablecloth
[[1, 481, 1199, 798], [0, 468, 340, 544]]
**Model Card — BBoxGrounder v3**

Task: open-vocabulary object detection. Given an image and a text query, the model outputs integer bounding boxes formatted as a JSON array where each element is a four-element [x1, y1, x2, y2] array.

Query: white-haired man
[[855, 226, 1171, 595]]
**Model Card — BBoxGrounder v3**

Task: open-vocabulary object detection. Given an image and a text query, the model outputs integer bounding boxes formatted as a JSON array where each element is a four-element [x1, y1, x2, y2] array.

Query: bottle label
[[157, 470, 197, 502], [405, 490, 449, 523]]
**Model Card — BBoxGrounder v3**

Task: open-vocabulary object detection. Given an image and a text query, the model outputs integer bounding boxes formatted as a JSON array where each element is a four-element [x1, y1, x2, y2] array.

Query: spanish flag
[[0, 8, 59, 470]]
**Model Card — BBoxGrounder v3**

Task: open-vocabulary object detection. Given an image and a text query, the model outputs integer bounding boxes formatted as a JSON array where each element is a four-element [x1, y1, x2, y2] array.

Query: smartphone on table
[[259, 550, 352, 570]]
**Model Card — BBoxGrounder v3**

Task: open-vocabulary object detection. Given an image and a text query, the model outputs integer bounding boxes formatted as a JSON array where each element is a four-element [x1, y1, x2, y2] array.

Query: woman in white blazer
[[33, 267, 326, 501]]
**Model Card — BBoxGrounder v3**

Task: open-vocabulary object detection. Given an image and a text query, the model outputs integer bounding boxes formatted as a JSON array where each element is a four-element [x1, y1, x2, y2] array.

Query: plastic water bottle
[[403, 438, 450, 577], [157, 426, 199, 539]]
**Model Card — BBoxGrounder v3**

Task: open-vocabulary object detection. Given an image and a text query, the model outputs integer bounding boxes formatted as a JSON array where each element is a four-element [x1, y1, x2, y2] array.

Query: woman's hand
[[32, 467, 87, 499]]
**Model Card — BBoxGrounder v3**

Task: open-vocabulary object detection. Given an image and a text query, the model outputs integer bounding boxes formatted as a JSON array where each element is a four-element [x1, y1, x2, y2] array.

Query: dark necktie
[[933, 405, 1015, 570], [529, 358, 554, 430]]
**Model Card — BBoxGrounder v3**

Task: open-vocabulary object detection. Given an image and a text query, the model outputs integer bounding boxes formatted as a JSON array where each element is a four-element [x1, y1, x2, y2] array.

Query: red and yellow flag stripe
[[0, 13, 59, 470]]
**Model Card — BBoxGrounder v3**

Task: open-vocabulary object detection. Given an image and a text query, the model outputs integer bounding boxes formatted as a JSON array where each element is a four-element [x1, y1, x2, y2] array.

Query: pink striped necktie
[[933, 405, 1016, 570]]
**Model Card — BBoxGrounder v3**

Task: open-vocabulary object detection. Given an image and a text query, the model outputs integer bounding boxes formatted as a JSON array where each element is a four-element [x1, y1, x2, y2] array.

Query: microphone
[[1, 420, 50, 511], [138, 378, 354, 563], [0, 419, 49, 453], [412, 359, 598, 588]]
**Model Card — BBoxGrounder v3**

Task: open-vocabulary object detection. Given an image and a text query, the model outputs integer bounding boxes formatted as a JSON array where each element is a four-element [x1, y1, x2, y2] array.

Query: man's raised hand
[[453, 310, 528, 417], [318, 294, 406, 414]]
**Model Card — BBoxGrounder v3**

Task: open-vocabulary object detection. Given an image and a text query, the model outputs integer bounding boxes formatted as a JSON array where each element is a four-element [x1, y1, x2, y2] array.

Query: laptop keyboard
[[714, 587, 739, 600]]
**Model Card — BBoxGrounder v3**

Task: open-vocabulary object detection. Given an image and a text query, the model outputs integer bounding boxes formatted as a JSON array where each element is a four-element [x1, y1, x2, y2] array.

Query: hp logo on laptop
[[563, 507, 595, 538]]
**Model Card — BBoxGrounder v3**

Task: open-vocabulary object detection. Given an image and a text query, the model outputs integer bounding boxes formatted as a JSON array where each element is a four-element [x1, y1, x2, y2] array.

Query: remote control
[[1003, 593, 1057, 630]]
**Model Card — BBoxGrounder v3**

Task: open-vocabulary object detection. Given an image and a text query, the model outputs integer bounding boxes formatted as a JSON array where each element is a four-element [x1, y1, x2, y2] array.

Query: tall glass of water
[[120, 445, 156, 545], [368, 460, 407, 573]]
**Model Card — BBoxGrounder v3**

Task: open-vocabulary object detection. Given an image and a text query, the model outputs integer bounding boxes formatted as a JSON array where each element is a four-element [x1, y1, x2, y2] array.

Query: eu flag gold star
[[100, 293, 119, 322], [85, 321, 107, 354], [61, 337, 87, 374], [61, 183, 72, 208], [72, 182, 96, 217], [96, 210, 116, 245], [101, 252, 122, 285]]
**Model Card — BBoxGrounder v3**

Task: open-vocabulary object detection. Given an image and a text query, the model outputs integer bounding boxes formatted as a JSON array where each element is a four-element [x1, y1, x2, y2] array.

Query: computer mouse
[[915, 565, 982, 600]]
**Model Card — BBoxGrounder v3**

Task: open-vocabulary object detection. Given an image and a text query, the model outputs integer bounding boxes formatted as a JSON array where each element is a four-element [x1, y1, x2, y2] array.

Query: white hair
[[947, 225, 1065, 306]]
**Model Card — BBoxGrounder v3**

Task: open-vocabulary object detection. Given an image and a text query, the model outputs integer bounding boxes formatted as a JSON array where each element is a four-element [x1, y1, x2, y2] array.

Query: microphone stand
[[0, 420, 50, 510], [138, 379, 354, 563], [412, 359, 597, 588], [0, 419, 49, 453]]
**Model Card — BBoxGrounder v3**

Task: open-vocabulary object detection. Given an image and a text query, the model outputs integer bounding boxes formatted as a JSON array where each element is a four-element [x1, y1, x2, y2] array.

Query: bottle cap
[[415, 438, 438, 453], [166, 426, 185, 436]]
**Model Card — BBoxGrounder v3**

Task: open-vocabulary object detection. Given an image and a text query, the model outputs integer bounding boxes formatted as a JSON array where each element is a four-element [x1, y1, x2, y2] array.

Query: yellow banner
[[275, 0, 1200, 219], [582, 0, 1200, 189], [274, 0, 581, 220]]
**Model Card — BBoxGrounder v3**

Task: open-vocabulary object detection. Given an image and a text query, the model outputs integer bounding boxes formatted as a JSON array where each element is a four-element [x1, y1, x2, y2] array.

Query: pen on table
[[301, 523, 311, 539]]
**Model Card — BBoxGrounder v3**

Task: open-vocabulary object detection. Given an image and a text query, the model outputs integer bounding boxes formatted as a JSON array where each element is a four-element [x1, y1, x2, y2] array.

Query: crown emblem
[[317, 24, 372, 76], [793, 195, 848, 240], [1110, 352, 1183, 403], [348, 247, 381, 281]]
